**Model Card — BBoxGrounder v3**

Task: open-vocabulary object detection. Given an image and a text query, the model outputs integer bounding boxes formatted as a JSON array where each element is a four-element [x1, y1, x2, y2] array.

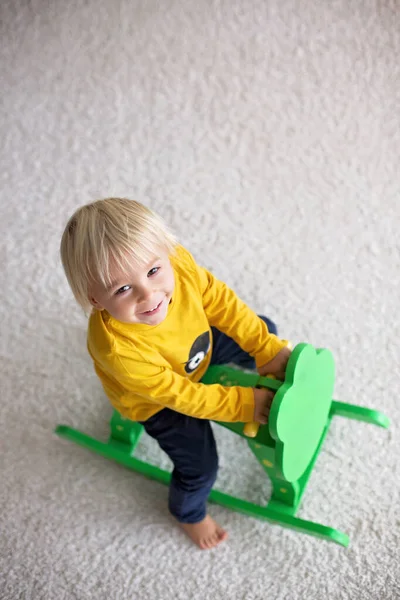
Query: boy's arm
[[192, 256, 288, 367], [113, 356, 256, 423]]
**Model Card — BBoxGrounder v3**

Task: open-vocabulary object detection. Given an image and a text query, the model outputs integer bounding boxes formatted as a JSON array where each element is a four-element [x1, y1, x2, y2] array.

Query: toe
[[199, 539, 206, 550], [217, 529, 228, 544], [214, 532, 223, 547]]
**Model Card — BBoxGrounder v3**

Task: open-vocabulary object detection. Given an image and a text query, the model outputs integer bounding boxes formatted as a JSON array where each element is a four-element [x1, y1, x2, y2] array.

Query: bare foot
[[180, 515, 228, 550]]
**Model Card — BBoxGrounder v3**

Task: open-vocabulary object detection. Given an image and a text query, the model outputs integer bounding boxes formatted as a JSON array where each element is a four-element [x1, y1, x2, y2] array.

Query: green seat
[[55, 343, 389, 547]]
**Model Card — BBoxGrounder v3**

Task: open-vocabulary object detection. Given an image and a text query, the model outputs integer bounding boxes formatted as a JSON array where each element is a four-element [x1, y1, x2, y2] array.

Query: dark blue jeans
[[141, 316, 277, 523]]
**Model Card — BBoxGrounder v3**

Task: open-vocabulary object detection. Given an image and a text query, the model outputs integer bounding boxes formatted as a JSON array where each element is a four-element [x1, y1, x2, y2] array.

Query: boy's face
[[89, 249, 175, 325]]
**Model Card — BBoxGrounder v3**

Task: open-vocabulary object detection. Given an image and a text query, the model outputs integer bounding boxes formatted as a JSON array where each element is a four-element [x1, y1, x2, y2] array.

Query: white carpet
[[1, 0, 399, 598]]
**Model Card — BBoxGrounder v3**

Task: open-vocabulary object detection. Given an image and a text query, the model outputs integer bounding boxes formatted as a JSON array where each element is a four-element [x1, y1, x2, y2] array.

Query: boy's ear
[[89, 296, 104, 311]]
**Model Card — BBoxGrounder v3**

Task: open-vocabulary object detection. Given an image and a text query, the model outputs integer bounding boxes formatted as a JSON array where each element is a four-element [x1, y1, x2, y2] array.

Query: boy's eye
[[147, 267, 160, 277], [116, 285, 131, 295]]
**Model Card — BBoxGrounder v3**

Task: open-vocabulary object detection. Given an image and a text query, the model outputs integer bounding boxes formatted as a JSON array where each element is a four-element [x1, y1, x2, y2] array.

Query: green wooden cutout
[[269, 343, 335, 482], [55, 343, 390, 547]]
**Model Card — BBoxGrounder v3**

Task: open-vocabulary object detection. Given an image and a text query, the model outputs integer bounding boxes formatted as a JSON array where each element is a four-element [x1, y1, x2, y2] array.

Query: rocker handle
[[244, 374, 276, 438]]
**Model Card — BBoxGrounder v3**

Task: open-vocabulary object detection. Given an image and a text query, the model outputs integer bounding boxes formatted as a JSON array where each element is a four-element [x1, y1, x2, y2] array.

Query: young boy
[[60, 198, 291, 550]]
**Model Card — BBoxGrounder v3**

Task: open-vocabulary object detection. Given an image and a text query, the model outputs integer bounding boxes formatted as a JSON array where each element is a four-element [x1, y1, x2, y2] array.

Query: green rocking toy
[[55, 343, 390, 547]]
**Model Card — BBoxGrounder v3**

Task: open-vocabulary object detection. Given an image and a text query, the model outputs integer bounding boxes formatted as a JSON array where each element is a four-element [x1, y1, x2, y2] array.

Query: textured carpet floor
[[1, 1, 399, 599]]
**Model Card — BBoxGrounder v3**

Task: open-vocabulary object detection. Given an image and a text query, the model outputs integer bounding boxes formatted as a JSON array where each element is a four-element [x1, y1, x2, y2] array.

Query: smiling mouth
[[142, 300, 163, 315]]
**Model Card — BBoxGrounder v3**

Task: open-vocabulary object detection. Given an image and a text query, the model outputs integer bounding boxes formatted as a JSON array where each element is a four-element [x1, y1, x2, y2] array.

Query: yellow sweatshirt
[[87, 245, 287, 423]]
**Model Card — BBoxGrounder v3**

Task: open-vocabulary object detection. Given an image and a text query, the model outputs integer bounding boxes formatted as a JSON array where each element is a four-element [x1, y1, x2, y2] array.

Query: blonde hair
[[60, 198, 177, 311]]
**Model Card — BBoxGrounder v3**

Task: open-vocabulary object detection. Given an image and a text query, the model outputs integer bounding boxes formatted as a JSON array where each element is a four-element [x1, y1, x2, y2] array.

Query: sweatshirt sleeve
[[191, 254, 289, 367], [113, 355, 255, 423]]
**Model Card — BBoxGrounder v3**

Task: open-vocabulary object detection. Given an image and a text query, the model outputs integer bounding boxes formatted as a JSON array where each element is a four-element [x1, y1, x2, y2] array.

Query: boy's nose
[[136, 284, 153, 303]]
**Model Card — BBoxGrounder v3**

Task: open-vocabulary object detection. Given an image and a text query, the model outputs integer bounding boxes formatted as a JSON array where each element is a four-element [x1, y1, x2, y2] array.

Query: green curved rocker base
[[55, 343, 390, 547]]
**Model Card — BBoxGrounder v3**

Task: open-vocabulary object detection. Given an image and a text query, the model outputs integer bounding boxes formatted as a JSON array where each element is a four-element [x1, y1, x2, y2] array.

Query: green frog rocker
[[57, 341, 389, 547]]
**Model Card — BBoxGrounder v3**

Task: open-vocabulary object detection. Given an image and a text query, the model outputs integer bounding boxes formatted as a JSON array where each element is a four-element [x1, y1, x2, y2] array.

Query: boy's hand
[[257, 346, 291, 381], [253, 388, 275, 424]]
